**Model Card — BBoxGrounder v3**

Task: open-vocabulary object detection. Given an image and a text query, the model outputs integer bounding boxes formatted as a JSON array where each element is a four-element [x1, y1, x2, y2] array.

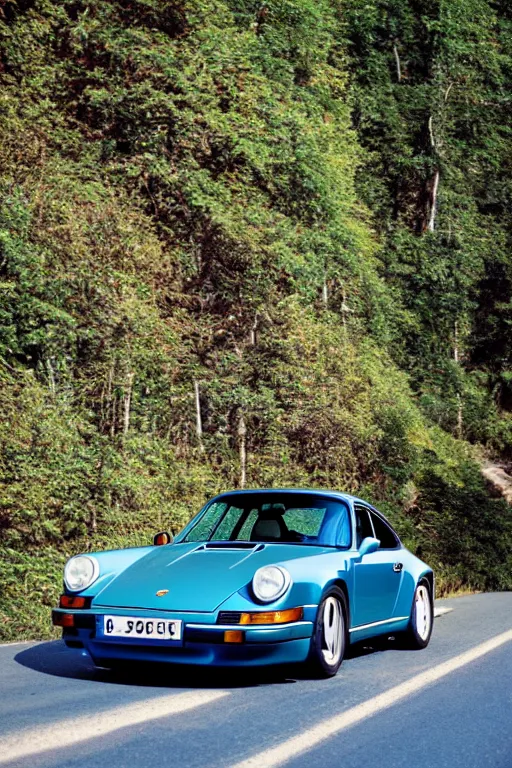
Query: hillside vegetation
[[0, 0, 511, 640]]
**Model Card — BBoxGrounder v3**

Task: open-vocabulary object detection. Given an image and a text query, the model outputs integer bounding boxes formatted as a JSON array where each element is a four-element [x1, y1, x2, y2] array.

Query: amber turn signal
[[59, 595, 87, 609], [224, 630, 244, 644], [239, 607, 304, 625], [52, 612, 75, 628]]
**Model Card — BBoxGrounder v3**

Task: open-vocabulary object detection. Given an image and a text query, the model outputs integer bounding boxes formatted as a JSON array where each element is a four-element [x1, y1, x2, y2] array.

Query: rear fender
[[393, 550, 434, 618]]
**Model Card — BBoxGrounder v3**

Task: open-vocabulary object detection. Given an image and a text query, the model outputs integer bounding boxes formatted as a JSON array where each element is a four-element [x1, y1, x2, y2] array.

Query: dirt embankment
[[481, 462, 512, 504]]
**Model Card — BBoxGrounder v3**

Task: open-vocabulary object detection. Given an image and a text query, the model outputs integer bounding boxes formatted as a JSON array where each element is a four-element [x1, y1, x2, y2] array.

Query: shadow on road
[[14, 640, 298, 689], [346, 635, 400, 660], [15, 635, 402, 690]]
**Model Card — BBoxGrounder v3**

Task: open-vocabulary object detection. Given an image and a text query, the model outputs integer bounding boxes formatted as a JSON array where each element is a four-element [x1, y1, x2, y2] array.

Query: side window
[[354, 506, 374, 548], [370, 511, 399, 549]]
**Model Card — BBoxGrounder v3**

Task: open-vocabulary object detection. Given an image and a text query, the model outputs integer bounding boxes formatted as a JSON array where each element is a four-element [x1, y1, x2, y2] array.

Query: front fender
[[216, 550, 352, 613], [63, 546, 154, 597]]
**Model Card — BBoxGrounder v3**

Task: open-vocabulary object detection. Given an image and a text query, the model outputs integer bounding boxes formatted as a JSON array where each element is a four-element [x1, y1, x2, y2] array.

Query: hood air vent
[[198, 542, 263, 551]]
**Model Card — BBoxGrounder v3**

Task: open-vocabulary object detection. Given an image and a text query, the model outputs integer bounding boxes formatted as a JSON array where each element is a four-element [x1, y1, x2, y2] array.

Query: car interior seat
[[250, 510, 289, 542]]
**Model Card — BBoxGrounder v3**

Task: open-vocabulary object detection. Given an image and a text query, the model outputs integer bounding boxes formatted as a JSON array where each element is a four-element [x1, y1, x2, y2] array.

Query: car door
[[352, 505, 403, 627]]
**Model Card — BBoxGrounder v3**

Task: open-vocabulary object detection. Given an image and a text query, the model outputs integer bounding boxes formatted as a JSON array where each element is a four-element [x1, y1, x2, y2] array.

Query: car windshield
[[176, 493, 351, 548]]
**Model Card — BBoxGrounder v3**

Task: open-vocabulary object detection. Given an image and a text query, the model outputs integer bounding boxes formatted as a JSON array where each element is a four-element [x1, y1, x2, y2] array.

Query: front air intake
[[217, 612, 242, 624]]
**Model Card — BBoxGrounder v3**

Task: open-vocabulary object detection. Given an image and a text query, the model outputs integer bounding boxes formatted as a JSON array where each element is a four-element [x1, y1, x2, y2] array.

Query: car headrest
[[250, 518, 283, 541], [259, 503, 286, 519]]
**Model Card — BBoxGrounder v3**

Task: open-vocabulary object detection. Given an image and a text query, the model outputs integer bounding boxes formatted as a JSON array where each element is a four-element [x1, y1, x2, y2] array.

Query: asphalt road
[[0, 593, 511, 768]]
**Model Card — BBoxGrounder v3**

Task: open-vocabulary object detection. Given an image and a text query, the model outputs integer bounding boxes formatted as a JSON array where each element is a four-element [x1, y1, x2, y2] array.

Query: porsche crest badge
[[156, 589, 169, 597]]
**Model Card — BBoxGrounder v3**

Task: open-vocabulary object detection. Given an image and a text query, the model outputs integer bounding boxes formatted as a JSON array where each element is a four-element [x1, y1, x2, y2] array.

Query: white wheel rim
[[321, 597, 343, 665], [415, 585, 431, 640]]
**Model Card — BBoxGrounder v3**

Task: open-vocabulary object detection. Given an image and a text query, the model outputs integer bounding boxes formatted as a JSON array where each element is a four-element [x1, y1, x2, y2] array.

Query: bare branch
[[444, 82, 454, 102]]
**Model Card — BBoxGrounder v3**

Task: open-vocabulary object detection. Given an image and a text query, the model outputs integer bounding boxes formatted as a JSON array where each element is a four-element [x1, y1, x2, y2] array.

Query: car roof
[[210, 488, 360, 505]]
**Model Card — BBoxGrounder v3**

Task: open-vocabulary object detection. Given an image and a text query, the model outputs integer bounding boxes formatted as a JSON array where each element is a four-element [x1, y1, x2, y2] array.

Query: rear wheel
[[403, 580, 433, 649], [305, 586, 347, 678]]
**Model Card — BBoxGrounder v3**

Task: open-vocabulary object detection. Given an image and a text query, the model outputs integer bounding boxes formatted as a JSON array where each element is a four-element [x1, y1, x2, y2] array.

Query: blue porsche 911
[[52, 489, 434, 677]]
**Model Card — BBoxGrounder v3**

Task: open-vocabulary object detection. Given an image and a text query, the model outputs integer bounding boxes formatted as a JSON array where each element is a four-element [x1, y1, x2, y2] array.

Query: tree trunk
[[454, 321, 463, 437], [456, 393, 463, 438], [47, 358, 56, 396], [322, 272, 328, 307], [194, 379, 204, 451], [340, 285, 352, 330], [108, 364, 116, 438], [427, 169, 440, 232], [427, 115, 440, 233], [89, 504, 97, 534], [238, 411, 247, 489], [393, 44, 402, 82], [250, 313, 259, 345], [123, 372, 134, 437]]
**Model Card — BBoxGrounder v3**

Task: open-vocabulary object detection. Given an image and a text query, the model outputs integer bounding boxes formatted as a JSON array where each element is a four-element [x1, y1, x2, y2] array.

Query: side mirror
[[359, 536, 380, 557], [154, 531, 173, 546]]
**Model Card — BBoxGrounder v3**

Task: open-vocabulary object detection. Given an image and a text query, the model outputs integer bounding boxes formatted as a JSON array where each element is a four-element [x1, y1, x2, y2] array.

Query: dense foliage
[[0, 0, 511, 639]]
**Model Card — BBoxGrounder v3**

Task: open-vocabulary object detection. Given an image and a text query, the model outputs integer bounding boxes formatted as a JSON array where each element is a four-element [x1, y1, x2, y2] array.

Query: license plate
[[103, 615, 182, 641]]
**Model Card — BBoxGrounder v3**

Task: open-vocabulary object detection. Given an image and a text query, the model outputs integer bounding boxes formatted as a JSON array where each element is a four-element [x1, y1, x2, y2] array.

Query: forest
[[0, 0, 511, 640]]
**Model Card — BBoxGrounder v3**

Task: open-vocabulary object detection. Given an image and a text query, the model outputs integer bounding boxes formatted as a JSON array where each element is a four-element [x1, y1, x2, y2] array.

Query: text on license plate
[[103, 615, 182, 640]]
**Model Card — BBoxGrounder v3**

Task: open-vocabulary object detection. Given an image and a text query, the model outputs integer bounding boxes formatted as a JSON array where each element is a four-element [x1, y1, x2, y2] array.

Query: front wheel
[[305, 587, 347, 678], [403, 580, 433, 649]]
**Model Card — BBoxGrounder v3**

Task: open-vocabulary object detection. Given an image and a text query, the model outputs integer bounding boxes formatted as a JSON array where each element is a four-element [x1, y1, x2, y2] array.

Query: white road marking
[[231, 628, 512, 768], [0, 689, 229, 764], [434, 606, 453, 618]]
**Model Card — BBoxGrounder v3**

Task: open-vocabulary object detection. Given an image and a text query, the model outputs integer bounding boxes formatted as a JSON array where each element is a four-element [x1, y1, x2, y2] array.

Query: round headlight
[[252, 565, 291, 603], [64, 555, 99, 592]]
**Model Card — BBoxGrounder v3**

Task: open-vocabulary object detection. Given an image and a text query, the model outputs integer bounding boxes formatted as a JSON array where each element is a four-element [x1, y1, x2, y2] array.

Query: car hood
[[92, 541, 327, 612]]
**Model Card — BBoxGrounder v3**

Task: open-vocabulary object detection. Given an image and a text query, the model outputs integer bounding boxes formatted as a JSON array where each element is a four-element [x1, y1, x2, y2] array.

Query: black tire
[[305, 586, 348, 678], [402, 579, 433, 650]]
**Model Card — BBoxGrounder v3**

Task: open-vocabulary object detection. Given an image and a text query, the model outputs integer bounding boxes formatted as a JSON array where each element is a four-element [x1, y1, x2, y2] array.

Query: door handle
[[393, 562, 403, 573]]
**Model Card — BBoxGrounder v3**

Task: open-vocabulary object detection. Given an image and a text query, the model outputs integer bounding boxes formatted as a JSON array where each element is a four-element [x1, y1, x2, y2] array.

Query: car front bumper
[[52, 607, 316, 667]]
